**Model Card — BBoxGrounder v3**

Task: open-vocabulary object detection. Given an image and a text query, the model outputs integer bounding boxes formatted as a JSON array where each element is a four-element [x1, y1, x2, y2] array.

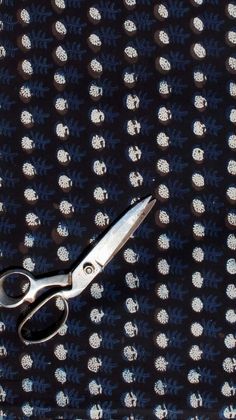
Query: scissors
[[0, 195, 156, 345]]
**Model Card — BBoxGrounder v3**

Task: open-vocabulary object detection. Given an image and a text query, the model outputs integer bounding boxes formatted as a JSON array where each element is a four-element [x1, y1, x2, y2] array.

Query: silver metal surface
[[18, 292, 69, 345], [0, 195, 156, 344], [63, 195, 156, 299], [0, 269, 69, 308]]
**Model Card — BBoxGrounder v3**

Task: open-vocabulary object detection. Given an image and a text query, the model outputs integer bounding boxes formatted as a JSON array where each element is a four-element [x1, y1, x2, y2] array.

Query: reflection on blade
[[88, 195, 156, 268]]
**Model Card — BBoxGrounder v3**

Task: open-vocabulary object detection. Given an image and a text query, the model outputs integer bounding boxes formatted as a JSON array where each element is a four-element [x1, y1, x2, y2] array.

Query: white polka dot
[[157, 184, 169, 200], [192, 297, 203, 312], [192, 272, 204, 288], [158, 30, 169, 45], [192, 0, 204, 5], [158, 234, 170, 250], [227, 56, 236, 72], [227, 159, 236, 175], [156, 309, 169, 324], [227, 234, 236, 250], [156, 132, 169, 148], [229, 81, 236, 98], [229, 108, 236, 124], [0, 45, 6, 59], [188, 369, 200, 384], [193, 70, 207, 85], [124, 46, 138, 59], [156, 4, 168, 19], [155, 356, 168, 371], [89, 7, 101, 22], [55, 45, 68, 63], [227, 30, 236, 45], [159, 80, 172, 96], [222, 357, 236, 373], [123, 19, 137, 34], [193, 120, 206, 137], [55, 21, 67, 36], [191, 322, 203, 337], [193, 222, 205, 238], [226, 283, 236, 299], [192, 198, 205, 215], [158, 210, 170, 225], [227, 211, 236, 227], [157, 159, 169, 174], [55, 0, 65, 10], [192, 17, 204, 32], [192, 43, 206, 59], [225, 309, 236, 323], [224, 334, 236, 349], [158, 56, 171, 72], [21, 34, 31, 50], [228, 134, 236, 149], [158, 106, 172, 123], [226, 186, 236, 201], [88, 33, 101, 47], [90, 58, 103, 74], [189, 344, 203, 361], [192, 246, 204, 262], [127, 119, 141, 135], [192, 147, 204, 163], [194, 95, 207, 111], [155, 333, 169, 348], [226, 258, 236, 274], [227, 3, 236, 19], [192, 173, 205, 188], [156, 283, 169, 298], [20, 9, 31, 25], [157, 259, 170, 275]]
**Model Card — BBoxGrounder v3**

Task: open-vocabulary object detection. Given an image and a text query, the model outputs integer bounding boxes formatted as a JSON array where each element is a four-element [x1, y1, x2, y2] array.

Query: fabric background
[[0, 0, 236, 418]]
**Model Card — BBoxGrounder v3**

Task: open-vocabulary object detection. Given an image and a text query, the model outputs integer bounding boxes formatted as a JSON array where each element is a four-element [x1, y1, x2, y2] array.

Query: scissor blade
[[66, 195, 156, 299], [88, 195, 156, 268]]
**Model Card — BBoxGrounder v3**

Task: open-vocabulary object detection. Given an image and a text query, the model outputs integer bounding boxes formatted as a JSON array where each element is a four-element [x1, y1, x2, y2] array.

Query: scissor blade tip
[[147, 195, 156, 204], [130, 195, 156, 224], [139, 195, 156, 210], [142, 194, 155, 202]]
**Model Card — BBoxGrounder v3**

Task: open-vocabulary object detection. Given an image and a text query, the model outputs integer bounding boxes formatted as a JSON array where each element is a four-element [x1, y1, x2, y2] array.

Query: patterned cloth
[[0, 0, 236, 418]]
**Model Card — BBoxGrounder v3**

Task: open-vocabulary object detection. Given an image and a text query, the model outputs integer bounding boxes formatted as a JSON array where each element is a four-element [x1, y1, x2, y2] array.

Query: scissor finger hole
[[19, 295, 68, 344], [2, 272, 30, 299]]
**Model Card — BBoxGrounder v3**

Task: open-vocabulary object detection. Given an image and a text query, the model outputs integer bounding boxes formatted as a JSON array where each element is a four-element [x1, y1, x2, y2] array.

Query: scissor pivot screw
[[83, 263, 95, 275]]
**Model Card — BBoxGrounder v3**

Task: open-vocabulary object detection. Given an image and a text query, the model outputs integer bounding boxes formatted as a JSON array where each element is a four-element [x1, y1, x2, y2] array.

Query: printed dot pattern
[[0, 0, 236, 419]]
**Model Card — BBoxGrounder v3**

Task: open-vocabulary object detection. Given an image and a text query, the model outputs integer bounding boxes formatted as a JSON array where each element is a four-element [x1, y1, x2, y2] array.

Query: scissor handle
[[18, 291, 69, 345], [0, 268, 70, 309], [0, 269, 35, 308]]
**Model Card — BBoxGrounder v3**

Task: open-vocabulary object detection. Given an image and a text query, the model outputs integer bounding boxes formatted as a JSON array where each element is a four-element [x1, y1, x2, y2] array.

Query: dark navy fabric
[[0, 0, 236, 418]]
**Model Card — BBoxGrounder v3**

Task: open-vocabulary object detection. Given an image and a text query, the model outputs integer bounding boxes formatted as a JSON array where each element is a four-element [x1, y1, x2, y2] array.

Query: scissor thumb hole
[[18, 293, 69, 345], [0, 269, 31, 308]]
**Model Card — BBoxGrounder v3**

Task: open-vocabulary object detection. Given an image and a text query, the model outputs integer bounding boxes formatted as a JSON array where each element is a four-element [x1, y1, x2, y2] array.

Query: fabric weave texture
[[0, 0, 236, 419]]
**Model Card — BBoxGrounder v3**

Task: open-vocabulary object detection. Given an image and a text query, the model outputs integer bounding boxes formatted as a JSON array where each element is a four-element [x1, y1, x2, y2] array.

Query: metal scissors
[[0, 196, 155, 345]]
